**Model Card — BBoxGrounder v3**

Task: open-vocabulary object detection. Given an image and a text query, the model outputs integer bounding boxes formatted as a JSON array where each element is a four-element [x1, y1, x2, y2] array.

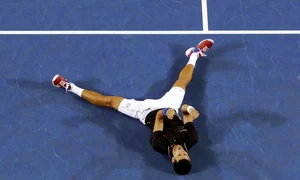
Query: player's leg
[[52, 74, 150, 121], [159, 39, 214, 112], [172, 39, 214, 91], [81, 89, 124, 110], [172, 63, 195, 92], [52, 75, 123, 110], [80, 89, 145, 120]]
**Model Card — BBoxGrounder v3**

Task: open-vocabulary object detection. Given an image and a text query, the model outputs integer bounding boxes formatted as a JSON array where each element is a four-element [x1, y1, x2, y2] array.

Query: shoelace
[[59, 81, 70, 93], [194, 47, 206, 57], [65, 83, 70, 93]]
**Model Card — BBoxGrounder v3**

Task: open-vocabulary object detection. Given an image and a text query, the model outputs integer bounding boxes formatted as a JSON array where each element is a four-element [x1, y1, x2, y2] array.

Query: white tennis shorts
[[117, 87, 185, 124]]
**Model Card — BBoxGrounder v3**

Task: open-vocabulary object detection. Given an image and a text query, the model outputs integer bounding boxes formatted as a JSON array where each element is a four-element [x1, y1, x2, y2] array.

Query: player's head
[[171, 145, 192, 175]]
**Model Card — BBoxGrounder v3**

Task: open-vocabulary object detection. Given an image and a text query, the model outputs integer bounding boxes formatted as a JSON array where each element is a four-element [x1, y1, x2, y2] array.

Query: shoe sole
[[197, 39, 214, 48], [198, 39, 214, 45]]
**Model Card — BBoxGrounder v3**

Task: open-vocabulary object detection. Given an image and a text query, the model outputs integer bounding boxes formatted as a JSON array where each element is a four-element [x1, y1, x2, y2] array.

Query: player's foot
[[52, 74, 71, 93], [185, 39, 214, 58], [185, 47, 202, 59]]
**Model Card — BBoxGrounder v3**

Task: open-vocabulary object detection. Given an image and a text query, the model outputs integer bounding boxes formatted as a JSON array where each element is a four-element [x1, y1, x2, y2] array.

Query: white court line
[[0, 30, 299, 35], [201, 0, 209, 31]]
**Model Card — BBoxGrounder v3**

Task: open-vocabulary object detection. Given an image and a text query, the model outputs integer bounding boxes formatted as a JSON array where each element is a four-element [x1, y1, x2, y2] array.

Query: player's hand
[[188, 108, 200, 120], [166, 108, 176, 119], [161, 108, 176, 120], [181, 104, 200, 122]]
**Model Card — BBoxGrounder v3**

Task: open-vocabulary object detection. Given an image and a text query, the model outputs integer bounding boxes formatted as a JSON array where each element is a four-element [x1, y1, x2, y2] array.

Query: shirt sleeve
[[184, 122, 199, 149], [150, 131, 168, 155]]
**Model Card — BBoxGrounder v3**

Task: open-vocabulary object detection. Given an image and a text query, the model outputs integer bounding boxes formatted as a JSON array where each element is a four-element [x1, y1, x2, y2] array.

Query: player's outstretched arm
[[181, 104, 199, 148], [181, 104, 200, 124]]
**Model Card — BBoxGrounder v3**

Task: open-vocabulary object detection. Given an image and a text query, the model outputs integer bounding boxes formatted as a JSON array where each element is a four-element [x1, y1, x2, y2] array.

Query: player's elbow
[[150, 137, 165, 153], [193, 132, 199, 144], [151, 140, 163, 153], [190, 130, 199, 145], [194, 135, 199, 144], [151, 144, 161, 152]]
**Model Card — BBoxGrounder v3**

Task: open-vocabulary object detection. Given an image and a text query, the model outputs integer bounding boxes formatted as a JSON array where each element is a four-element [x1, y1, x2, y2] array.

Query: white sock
[[69, 83, 84, 97], [187, 53, 198, 66]]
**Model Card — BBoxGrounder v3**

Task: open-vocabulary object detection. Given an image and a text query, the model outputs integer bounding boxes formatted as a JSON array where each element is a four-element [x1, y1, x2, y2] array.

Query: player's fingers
[[167, 109, 176, 119], [191, 111, 200, 119]]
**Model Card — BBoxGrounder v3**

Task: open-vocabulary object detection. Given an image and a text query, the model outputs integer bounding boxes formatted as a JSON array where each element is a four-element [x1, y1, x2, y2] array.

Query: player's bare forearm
[[181, 104, 200, 124], [153, 110, 164, 132]]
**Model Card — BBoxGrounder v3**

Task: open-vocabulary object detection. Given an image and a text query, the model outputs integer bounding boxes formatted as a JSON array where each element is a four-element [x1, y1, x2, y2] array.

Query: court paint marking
[[0, 30, 299, 35]]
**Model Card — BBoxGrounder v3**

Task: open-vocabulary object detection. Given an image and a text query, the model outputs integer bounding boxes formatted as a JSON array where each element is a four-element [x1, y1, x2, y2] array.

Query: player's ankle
[[69, 83, 84, 97], [187, 53, 199, 66]]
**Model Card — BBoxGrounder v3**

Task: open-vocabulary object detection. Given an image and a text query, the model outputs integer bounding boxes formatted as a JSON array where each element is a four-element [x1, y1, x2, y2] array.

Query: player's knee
[[93, 96, 122, 110], [102, 96, 123, 110], [173, 78, 188, 90], [92, 96, 113, 107]]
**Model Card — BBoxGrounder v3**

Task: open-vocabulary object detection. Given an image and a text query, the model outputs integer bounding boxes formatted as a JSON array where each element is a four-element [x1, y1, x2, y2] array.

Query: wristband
[[187, 106, 194, 113], [162, 108, 169, 116]]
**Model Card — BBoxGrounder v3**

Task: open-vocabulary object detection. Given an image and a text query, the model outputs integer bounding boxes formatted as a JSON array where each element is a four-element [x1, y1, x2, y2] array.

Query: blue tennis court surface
[[208, 0, 299, 30], [0, 0, 202, 30], [0, 1, 300, 180]]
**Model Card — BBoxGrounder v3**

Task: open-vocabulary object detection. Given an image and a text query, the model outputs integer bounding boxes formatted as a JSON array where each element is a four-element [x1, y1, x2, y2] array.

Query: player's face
[[171, 145, 190, 163]]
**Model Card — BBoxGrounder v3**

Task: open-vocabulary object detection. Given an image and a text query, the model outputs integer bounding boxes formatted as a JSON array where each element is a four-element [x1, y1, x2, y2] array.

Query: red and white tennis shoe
[[185, 39, 214, 58], [52, 74, 72, 92]]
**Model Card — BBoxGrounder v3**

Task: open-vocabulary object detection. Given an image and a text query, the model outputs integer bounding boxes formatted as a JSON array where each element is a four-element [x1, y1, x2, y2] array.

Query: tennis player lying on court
[[52, 39, 214, 175]]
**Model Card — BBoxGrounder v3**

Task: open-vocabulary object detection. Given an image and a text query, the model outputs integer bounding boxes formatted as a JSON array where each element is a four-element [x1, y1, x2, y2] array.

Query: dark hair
[[173, 159, 192, 175]]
